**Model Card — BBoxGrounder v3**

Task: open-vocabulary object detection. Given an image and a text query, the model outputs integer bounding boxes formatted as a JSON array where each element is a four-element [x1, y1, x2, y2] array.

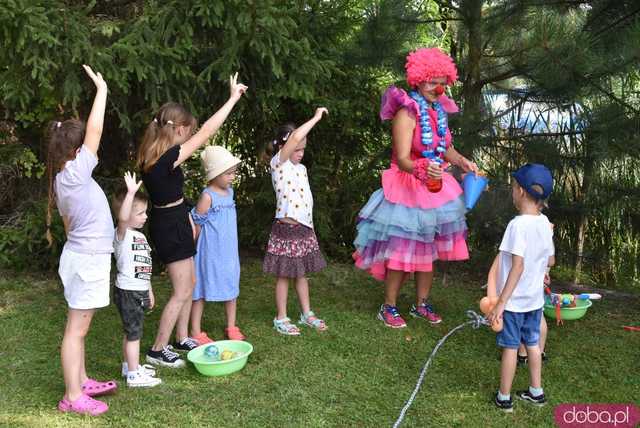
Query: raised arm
[[82, 65, 108, 157], [278, 107, 328, 164], [174, 73, 248, 167], [116, 171, 142, 241]]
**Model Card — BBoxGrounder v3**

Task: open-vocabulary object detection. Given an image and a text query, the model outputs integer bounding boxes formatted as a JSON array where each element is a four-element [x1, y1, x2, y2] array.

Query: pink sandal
[[81, 378, 118, 397], [225, 326, 246, 341], [58, 394, 108, 416]]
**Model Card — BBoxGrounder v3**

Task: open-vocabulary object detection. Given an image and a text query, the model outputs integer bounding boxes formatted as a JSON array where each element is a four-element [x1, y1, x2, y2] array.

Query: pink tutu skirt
[[353, 169, 469, 281]]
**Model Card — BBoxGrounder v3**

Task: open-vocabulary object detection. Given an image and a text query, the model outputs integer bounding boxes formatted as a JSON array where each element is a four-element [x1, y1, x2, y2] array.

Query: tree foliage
[[0, 0, 639, 289]]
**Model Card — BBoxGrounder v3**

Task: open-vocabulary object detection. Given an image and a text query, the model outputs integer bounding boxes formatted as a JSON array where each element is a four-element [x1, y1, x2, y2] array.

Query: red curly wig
[[405, 47, 458, 87]]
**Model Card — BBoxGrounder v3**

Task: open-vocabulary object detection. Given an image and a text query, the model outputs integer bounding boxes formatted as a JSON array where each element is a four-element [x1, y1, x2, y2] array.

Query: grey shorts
[[114, 288, 150, 341]]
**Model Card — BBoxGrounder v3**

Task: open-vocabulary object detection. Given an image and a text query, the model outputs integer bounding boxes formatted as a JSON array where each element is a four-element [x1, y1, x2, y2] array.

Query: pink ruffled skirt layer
[[353, 167, 469, 281]]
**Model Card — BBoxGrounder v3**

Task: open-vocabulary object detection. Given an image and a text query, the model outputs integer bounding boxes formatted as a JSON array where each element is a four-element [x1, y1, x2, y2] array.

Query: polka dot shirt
[[270, 151, 314, 228]]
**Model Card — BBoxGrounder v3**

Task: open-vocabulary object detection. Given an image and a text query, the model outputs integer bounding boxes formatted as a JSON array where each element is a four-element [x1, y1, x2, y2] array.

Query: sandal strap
[[307, 317, 325, 327], [274, 317, 300, 333], [300, 311, 326, 329]]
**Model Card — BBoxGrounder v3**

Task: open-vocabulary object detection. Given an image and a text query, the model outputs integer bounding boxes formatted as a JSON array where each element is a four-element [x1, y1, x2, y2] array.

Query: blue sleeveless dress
[[191, 187, 240, 301]]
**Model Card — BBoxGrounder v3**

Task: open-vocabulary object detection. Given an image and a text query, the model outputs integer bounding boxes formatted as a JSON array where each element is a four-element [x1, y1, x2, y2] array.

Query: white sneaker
[[126, 369, 162, 388], [121, 362, 157, 378]]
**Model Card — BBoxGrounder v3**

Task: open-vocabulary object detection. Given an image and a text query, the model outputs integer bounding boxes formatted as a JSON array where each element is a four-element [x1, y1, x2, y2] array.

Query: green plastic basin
[[187, 340, 253, 376], [543, 297, 592, 320]]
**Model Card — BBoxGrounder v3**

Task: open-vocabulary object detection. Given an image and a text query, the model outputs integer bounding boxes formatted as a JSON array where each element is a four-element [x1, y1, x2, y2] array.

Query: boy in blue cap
[[487, 163, 555, 412]]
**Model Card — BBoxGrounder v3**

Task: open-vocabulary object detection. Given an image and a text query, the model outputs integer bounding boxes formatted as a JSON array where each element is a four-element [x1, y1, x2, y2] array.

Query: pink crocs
[[81, 378, 118, 397], [58, 394, 108, 416]]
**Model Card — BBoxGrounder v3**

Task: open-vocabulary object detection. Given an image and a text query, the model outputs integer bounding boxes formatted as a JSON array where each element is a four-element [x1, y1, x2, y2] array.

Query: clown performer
[[353, 47, 479, 328]]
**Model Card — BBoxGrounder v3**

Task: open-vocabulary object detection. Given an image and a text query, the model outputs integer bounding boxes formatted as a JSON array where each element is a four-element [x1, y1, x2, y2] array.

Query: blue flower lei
[[409, 90, 448, 164]]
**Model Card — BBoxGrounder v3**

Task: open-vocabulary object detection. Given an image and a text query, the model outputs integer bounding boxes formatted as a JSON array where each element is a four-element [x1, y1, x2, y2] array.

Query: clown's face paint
[[418, 77, 447, 102]]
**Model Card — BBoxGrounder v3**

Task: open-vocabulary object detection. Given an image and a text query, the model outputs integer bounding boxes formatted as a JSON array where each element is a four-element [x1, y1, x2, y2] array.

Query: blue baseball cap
[[512, 163, 553, 200]]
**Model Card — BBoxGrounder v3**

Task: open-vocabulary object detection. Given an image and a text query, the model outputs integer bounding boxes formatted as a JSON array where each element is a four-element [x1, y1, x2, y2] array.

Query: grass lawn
[[1, 259, 639, 427]]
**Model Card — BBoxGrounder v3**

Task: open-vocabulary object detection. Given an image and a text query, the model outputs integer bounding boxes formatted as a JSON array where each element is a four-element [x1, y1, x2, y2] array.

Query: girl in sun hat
[[190, 145, 245, 343]]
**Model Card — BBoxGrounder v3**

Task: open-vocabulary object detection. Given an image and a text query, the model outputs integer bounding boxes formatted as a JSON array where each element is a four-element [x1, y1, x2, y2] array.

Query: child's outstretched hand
[[124, 171, 142, 194], [82, 64, 107, 92], [315, 107, 329, 119], [229, 72, 248, 100]]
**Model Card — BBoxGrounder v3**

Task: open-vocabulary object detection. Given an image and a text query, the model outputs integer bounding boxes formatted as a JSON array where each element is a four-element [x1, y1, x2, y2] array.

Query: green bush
[[0, 200, 64, 271]]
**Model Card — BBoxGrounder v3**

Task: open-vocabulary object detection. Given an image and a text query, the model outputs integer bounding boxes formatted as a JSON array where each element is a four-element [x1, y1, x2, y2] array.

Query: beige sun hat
[[201, 145, 241, 181]]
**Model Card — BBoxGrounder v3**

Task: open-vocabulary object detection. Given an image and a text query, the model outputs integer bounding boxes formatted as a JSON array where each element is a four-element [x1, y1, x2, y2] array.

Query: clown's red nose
[[434, 85, 445, 96]]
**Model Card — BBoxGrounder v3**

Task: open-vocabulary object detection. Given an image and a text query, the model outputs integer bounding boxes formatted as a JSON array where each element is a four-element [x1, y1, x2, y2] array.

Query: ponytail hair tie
[[166, 120, 175, 126], [281, 131, 291, 142], [153, 118, 159, 124], [56, 121, 62, 128]]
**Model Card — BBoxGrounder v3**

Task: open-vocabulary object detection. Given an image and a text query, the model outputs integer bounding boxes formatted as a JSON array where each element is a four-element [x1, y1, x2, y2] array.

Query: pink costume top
[[379, 86, 463, 209]]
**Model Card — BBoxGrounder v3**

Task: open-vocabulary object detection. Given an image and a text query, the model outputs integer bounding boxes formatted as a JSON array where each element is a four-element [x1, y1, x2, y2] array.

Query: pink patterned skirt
[[263, 221, 326, 278]]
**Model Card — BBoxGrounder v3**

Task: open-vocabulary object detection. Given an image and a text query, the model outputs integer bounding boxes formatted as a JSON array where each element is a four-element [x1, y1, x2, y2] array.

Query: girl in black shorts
[[137, 73, 247, 367]]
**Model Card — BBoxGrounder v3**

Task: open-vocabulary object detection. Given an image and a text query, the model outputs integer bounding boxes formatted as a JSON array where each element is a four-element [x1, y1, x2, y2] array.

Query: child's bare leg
[[61, 309, 95, 401], [295, 276, 311, 315], [175, 299, 193, 342], [190, 299, 205, 336], [499, 348, 518, 396], [79, 337, 88, 384], [539, 317, 548, 354], [525, 344, 542, 389], [175, 259, 195, 342], [152, 258, 193, 351], [225, 299, 237, 328], [123, 338, 140, 372], [384, 269, 406, 306], [415, 270, 434, 305], [275, 277, 289, 319]]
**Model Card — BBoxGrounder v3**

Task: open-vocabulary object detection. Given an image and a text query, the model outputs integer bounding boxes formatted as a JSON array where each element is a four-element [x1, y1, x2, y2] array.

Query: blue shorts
[[496, 309, 542, 349]]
